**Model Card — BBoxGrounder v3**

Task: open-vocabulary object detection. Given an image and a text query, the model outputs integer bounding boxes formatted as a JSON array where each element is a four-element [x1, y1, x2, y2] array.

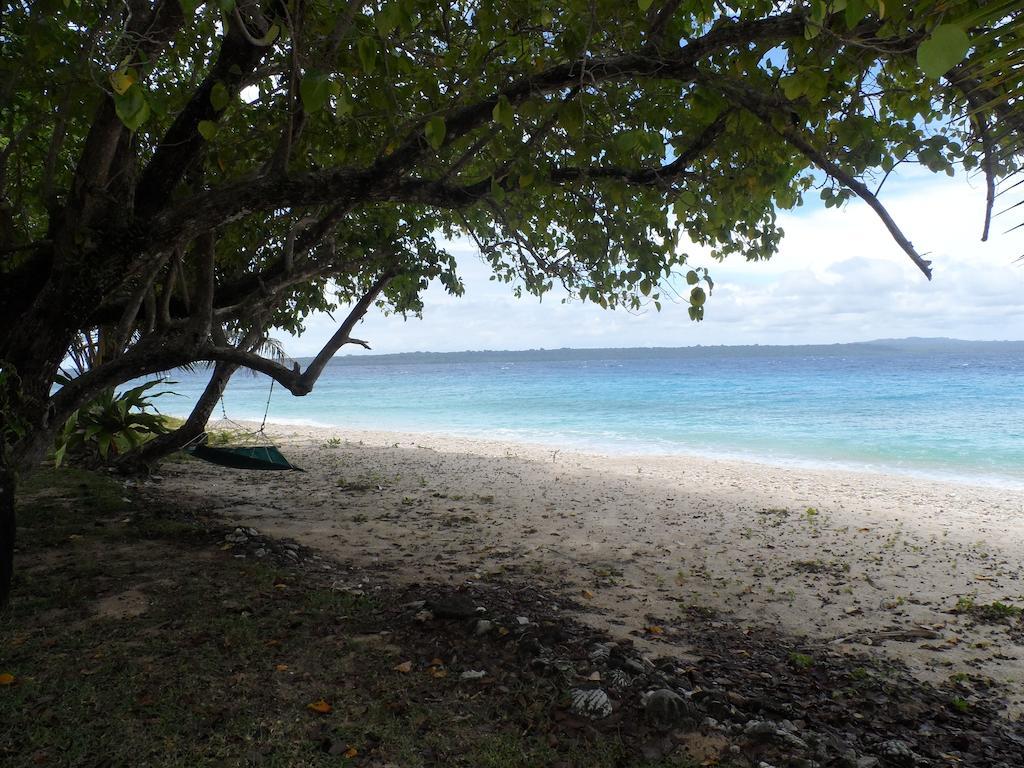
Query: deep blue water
[[153, 340, 1024, 487]]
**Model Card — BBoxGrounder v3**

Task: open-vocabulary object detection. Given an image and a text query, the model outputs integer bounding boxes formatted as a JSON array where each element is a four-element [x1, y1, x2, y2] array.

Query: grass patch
[[954, 597, 1023, 624], [2, 468, 709, 768]]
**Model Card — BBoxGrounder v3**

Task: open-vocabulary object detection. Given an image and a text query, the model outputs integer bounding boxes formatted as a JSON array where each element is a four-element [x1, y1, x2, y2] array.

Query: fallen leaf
[[497, 627, 510, 637], [0, 673, 15, 685], [646, 625, 664, 635], [275, 664, 289, 672], [307, 699, 332, 714], [394, 661, 413, 673], [343, 746, 358, 759], [429, 668, 448, 679], [429, 657, 444, 667], [581, 589, 594, 599]]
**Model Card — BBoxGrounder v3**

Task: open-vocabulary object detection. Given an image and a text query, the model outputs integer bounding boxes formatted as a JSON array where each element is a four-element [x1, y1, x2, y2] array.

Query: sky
[[283, 170, 1024, 356]]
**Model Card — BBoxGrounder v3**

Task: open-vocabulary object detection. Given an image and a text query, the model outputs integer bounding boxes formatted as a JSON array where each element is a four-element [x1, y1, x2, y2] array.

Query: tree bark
[[0, 467, 14, 609]]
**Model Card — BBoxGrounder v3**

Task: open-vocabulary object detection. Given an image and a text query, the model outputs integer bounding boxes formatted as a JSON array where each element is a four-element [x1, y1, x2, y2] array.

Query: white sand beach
[[158, 421, 1024, 715]]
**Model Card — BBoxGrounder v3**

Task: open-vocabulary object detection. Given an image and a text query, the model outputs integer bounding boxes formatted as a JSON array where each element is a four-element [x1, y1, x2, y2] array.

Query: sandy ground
[[157, 421, 1024, 715]]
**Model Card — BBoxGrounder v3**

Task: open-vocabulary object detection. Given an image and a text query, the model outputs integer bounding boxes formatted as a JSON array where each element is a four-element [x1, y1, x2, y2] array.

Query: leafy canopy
[[0, 0, 1021, 397]]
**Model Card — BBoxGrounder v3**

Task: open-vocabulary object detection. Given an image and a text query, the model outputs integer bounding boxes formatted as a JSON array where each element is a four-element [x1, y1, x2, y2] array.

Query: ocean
[[155, 339, 1024, 488]]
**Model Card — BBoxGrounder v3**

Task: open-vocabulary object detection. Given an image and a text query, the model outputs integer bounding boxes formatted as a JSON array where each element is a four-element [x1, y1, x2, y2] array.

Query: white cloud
[[281, 173, 1024, 357]]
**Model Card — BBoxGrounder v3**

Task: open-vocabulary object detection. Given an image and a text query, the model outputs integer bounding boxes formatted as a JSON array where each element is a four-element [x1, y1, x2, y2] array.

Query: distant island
[[321, 337, 1024, 366]]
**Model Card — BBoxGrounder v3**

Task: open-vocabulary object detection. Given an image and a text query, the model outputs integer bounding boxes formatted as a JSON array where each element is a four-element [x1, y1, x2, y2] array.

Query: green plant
[[789, 652, 814, 669], [54, 381, 172, 466]]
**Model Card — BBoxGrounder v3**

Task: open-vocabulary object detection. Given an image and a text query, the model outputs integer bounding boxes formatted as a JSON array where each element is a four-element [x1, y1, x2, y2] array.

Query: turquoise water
[[155, 339, 1024, 488]]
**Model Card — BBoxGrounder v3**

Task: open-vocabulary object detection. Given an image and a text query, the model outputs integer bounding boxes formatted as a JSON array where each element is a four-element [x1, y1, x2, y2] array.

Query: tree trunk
[[0, 467, 14, 609], [118, 361, 239, 472]]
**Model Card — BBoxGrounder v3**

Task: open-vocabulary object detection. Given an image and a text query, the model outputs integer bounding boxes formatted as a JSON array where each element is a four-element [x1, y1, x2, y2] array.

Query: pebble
[[254, 548, 267, 558], [744, 720, 808, 751], [877, 739, 920, 765], [516, 616, 530, 625], [642, 688, 697, 729], [460, 670, 487, 680], [474, 619, 494, 636]]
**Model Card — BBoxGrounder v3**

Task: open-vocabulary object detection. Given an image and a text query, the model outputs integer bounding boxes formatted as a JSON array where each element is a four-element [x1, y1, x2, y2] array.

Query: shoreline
[[183, 412, 1024, 491], [162, 419, 1024, 715]]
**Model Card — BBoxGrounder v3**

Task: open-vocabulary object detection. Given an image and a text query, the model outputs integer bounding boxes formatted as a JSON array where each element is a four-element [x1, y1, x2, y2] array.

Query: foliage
[[0, 0, 1022, 471], [54, 381, 173, 467]]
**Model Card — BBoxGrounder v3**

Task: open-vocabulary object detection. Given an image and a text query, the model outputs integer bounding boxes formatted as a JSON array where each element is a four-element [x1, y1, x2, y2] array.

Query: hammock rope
[[188, 378, 303, 471]]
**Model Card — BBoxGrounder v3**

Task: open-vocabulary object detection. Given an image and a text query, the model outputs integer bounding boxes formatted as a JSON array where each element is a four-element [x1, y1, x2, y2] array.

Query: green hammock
[[182, 380, 303, 471], [187, 443, 304, 472]]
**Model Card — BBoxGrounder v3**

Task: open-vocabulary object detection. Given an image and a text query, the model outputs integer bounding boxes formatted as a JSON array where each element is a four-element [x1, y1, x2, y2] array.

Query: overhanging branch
[[717, 77, 933, 279]]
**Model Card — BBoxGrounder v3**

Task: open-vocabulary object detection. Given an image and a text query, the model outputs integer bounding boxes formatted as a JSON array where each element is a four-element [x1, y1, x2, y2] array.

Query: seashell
[[569, 688, 613, 719], [606, 668, 633, 691], [588, 642, 612, 663]]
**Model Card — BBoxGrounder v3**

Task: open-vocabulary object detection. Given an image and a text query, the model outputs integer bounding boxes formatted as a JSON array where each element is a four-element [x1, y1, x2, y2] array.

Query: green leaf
[[490, 175, 505, 202], [357, 37, 378, 74], [560, 100, 584, 137], [917, 25, 970, 79], [690, 286, 706, 307], [638, 0, 654, 10], [844, 0, 865, 29], [300, 73, 332, 114], [210, 81, 230, 111], [335, 90, 354, 118], [685, 270, 699, 285], [197, 120, 219, 140], [109, 68, 137, 95], [178, 0, 201, 14], [492, 95, 514, 130], [113, 84, 150, 131], [425, 115, 446, 150]]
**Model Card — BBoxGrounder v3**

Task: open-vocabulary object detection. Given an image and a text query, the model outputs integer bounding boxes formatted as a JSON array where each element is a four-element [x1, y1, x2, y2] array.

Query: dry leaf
[[343, 746, 358, 759], [275, 664, 289, 672], [646, 625, 664, 635], [497, 627, 510, 637], [430, 668, 448, 679], [394, 661, 413, 673], [307, 699, 332, 714], [581, 589, 594, 599], [429, 657, 444, 667], [0, 673, 15, 686]]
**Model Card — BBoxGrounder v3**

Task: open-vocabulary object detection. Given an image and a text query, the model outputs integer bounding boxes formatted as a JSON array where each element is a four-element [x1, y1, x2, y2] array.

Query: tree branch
[[716, 77, 933, 279]]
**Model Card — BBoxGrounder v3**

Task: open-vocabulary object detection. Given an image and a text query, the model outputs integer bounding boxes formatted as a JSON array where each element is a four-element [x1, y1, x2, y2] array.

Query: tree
[[1, 0, 1022, 605]]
